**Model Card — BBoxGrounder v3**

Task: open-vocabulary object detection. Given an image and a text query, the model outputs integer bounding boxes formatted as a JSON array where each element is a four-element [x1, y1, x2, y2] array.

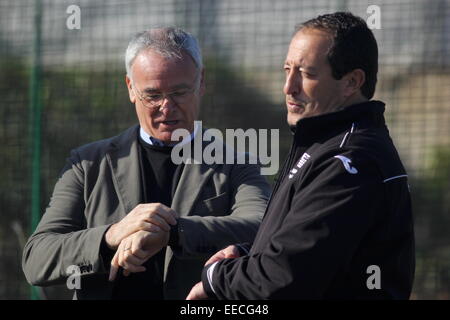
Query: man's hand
[[204, 245, 240, 266], [185, 245, 240, 299], [186, 281, 208, 300], [108, 229, 169, 281], [105, 203, 177, 250]]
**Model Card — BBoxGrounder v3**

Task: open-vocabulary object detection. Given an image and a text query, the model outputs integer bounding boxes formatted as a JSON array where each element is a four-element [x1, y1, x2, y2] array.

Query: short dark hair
[[296, 12, 378, 99]]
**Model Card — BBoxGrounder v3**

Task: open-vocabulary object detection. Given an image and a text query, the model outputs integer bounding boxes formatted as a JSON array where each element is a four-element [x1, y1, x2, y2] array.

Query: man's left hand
[[109, 229, 169, 281]]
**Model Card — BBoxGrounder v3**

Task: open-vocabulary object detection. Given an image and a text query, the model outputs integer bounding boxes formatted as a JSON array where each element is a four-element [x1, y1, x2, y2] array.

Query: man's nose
[[283, 70, 301, 96], [159, 96, 176, 113]]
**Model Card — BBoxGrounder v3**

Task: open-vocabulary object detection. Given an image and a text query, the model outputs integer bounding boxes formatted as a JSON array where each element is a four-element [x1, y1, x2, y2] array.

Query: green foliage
[[410, 145, 450, 299]]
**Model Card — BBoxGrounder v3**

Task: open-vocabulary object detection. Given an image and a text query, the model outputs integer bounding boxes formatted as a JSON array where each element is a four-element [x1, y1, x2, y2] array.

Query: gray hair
[[125, 27, 203, 79]]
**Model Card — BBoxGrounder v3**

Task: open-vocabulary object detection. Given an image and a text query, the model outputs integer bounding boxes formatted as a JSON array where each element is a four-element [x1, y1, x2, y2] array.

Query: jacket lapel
[[171, 163, 216, 217], [171, 135, 219, 217], [164, 137, 220, 283], [106, 125, 142, 217]]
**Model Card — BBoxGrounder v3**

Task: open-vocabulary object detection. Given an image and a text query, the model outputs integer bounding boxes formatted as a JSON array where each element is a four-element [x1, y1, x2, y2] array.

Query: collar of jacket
[[291, 100, 386, 147]]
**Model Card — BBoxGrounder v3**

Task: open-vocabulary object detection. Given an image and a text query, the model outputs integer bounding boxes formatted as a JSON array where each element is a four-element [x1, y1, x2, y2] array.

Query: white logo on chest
[[289, 153, 311, 179], [334, 155, 358, 174]]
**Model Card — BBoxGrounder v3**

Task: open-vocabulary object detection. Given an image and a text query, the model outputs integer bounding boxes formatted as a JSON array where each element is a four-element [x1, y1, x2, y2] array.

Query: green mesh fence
[[0, 0, 449, 299]]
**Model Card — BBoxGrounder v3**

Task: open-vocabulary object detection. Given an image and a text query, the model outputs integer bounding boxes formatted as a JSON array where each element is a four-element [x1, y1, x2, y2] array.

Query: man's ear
[[125, 75, 136, 103], [343, 69, 366, 97]]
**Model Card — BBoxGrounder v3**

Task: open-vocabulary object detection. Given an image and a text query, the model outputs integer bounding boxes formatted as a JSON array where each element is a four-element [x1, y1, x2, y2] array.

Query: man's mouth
[[160, 120, 179, 126], [287, 101, 306, 112], [288, 101, 305, 107]]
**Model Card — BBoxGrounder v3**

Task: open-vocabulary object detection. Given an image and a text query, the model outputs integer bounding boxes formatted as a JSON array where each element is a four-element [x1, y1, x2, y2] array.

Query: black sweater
[[111, 137, 182, 299], [203, 100, 415, 299]]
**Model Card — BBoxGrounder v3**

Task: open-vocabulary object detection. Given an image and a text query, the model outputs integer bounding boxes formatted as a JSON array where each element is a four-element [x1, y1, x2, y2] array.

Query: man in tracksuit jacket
[[187, 12, 415, 300]]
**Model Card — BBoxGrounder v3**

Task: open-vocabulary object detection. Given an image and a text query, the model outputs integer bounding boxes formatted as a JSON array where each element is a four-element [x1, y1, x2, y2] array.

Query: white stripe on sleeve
[[207, 261, 219, 295]]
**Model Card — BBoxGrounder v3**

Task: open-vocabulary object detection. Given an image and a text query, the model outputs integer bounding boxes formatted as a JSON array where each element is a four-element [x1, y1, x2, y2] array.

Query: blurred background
[[0, 0, 449, 299]]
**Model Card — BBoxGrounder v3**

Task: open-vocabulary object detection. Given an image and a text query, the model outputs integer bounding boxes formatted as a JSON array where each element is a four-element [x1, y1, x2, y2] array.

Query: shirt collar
[[139, 122, 200, 147]]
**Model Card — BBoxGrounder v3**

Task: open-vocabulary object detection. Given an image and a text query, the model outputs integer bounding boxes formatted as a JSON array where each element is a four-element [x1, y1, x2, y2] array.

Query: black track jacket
[[202, 100, 415, 299]]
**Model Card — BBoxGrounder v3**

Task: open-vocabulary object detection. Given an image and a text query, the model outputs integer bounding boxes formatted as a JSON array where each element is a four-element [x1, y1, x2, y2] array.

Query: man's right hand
[[104, 203, 177, 250], [204, 245, 240, 266]]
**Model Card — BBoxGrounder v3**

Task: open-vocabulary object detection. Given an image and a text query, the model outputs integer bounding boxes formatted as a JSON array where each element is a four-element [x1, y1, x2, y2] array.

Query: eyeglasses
[[132, 77, 200, 110]]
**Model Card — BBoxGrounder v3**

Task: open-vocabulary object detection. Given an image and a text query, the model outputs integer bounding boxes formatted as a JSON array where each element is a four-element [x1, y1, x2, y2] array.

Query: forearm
[[172, 213, 261, 259], [173, 163, 268, 258], [201, 179, 381, 299], [22, 224, 112, 286]]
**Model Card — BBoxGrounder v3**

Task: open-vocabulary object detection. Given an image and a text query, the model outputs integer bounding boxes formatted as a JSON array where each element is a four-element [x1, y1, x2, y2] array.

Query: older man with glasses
[[22, 27, 270, 300]]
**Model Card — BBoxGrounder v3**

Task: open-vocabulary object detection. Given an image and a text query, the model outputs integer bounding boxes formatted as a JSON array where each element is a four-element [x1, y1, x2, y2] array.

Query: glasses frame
[[132, 74, 201, 110]]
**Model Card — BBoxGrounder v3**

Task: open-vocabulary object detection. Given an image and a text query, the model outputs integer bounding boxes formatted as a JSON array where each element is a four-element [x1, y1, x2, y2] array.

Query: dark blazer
[[22, 125, 270, 299]]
